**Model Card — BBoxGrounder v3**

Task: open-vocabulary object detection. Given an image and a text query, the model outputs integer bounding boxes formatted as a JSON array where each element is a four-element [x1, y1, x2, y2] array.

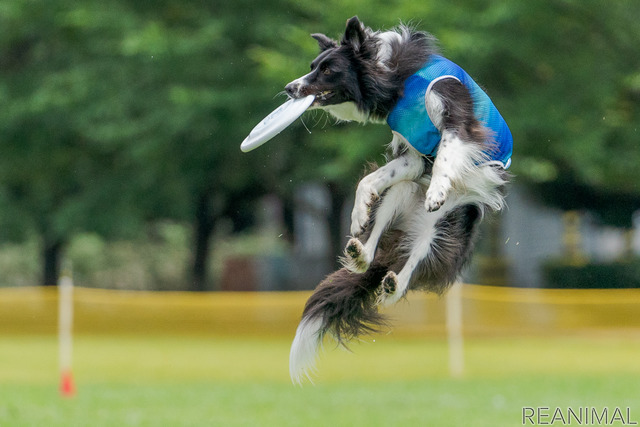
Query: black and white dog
[[286, 17, 513, 384]]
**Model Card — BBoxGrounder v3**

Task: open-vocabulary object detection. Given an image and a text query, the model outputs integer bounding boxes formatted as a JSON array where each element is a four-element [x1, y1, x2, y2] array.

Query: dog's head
[[285, 17, 379, 121]]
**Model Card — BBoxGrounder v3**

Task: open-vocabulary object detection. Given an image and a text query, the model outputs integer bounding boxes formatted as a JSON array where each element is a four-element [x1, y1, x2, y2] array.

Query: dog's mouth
[[312, 90, 335, 105]]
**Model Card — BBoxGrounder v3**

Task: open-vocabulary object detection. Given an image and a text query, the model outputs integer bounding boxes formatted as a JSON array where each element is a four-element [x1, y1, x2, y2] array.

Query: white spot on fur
[[425, 76, 461, 131], [375, 31, 402, 67], [425, 89, 446, 130], [289, 317, 324, 385], [317, 102, 371, 123], [459, 164, 509, 212]]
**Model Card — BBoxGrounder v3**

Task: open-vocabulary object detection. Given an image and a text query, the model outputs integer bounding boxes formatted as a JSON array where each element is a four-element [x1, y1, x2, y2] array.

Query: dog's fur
[[286, 17, 510, 384]]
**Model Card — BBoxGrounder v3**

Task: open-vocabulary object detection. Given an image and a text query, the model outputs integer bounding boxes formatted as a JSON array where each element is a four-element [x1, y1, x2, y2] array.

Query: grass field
[[1, 334, 639, 426]]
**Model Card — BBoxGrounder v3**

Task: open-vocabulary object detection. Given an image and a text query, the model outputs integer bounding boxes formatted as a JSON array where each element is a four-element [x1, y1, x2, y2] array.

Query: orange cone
[[60, 370, 75, 397]]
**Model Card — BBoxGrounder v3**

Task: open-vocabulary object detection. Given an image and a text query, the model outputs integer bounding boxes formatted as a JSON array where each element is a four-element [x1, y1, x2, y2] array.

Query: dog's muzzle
[[285, 81, 303, 98]]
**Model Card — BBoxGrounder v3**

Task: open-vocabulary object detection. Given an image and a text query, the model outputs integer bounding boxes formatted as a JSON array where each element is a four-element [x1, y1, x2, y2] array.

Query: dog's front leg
[[424, 129, 487, 212], [424, 78, 488, 212], [424, 130, 458, 211], [351, 154, 424, 236]]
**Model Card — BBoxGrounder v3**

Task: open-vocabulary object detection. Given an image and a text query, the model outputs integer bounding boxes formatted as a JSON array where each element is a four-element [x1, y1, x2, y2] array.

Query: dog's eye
[[322, 67, 331, 75]]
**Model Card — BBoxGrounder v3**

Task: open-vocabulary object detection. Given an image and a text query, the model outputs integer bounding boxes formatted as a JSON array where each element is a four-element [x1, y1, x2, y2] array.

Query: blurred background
[[1, 1, 640, 425], [1, 0, 639, 292]]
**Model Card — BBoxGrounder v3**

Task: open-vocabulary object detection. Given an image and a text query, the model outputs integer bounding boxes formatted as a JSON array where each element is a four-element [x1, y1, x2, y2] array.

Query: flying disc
[[241, 95, 315, 152]]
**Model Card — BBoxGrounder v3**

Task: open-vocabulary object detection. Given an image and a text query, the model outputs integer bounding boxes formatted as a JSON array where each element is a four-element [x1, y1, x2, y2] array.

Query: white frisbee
[[241, 95, 315, 152]]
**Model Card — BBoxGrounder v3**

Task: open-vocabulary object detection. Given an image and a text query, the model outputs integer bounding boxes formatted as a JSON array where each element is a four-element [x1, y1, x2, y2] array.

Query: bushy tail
[[289, 263, 389, 384]]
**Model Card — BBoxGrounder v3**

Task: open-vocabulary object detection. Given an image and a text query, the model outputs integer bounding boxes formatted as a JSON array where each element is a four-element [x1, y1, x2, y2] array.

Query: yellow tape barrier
[[0, 285, 639, 337]]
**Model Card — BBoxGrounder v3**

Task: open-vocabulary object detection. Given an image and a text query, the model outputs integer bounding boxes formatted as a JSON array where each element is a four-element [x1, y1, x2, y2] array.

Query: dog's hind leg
[[375, 201, 450, 307], [377, 202, 483, 306], [343, 181, 419, 274], [350, 150, 424, 236]]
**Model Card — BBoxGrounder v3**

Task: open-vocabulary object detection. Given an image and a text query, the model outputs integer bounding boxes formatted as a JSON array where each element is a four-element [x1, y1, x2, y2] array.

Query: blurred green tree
[[2, 0, 639, 289], [0, 0, 320, 289], [0, 0, 186, 285]]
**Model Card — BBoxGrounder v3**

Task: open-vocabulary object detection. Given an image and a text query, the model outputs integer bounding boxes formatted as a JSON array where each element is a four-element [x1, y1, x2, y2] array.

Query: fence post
[[58, 261, 75, 397], [446, 282, 464, 378]]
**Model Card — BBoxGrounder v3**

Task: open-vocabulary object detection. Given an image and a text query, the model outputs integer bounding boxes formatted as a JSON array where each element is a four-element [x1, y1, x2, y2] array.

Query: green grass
[[1, 334, 639, 426]]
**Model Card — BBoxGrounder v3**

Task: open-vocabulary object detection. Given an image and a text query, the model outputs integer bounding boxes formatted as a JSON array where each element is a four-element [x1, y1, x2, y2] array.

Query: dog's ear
[[311, 33, 338, 52], [342, 16, 367, 52]]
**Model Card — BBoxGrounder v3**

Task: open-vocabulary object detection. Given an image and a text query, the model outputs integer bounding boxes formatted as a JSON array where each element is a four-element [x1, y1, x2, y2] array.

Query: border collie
[[286, 16, 513, 384]]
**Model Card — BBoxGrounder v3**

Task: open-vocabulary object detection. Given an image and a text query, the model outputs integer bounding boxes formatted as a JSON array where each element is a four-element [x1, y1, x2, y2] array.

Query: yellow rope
[[1, 285, 638, 336]]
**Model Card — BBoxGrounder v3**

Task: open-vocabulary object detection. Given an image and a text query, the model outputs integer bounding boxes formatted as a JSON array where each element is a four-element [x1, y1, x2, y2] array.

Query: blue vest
[[387, 55, 513, 168]]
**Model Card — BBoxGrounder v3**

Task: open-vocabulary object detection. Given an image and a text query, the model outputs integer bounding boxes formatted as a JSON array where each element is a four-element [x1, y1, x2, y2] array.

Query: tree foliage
[[1, 0, 638, 286]]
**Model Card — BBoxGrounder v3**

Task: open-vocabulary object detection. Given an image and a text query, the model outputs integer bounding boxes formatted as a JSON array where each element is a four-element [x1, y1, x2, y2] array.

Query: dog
[[285, 16, 513, 384]]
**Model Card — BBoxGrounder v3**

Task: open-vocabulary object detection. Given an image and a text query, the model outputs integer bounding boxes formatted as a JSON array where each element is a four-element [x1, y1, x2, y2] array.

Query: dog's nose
[[285, 82, 299, 98]]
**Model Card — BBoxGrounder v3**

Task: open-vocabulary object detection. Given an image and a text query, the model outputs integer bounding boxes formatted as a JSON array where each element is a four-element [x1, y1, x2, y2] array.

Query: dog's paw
[[375, 271, 402, 307], [425, 189, 446, 212], [342, 238, 370, 273], [350, 205, 368, 236], [425, 176, 451, 212]]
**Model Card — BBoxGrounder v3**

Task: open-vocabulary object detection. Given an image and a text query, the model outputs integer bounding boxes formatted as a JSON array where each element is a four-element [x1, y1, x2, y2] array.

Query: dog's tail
[[289, 262, 390, 384]]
